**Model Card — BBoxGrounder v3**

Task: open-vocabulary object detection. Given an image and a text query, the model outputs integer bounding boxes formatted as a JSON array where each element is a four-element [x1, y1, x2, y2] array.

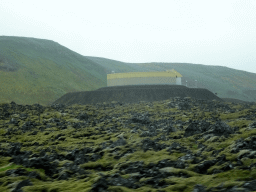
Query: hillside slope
[[0, 36, 107, 106], [86, 56, 138, 74]]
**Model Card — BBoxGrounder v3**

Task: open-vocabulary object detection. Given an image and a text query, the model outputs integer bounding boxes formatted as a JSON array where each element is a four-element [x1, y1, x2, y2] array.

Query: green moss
[[22, 178, 96, 192], [240, 157, 256, 167], [1, 93, 256, 191], [0, 163, 23, 172], [0, 157, 12, 168], [226, 119, 251, 129], [80, 159, 115, 170]]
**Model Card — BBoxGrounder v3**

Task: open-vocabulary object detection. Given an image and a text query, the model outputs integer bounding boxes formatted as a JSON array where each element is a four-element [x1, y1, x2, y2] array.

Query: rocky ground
[[0, 97, 256, 191]]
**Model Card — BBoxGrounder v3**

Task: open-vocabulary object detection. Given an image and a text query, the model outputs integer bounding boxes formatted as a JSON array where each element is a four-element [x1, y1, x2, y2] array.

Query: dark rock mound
[[51, 85, 223, 105]]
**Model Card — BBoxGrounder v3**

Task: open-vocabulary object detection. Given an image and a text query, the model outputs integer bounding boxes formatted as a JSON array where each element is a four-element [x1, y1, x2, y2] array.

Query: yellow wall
[[107, 77, 177, 86], [107, 70, 182, 86], [107, 70, 182, 80]]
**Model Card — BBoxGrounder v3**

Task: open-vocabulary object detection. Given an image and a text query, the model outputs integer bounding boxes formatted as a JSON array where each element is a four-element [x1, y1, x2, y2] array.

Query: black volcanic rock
[[1, 97, 256, 191], [9, 179, 33, 192], [51, 85, 223, 105]]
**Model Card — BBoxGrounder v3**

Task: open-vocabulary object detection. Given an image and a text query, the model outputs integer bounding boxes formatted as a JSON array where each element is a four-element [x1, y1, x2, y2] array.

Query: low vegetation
[[0, 97, 256, 191]]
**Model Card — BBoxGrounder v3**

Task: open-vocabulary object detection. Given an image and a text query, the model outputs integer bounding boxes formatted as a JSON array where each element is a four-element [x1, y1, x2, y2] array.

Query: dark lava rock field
[[1, 97, 256, 191]]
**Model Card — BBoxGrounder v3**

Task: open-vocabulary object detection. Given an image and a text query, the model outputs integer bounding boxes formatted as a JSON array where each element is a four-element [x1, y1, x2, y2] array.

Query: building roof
[[107, 69, 182, 79]]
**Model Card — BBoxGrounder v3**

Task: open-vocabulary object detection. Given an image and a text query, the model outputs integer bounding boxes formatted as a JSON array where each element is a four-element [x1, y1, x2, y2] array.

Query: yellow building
[[107, 69, 182, 86]]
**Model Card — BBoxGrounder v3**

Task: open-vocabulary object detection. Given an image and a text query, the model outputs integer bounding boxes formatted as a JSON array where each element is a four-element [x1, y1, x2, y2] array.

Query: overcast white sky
[[1, 0, 256, 73]]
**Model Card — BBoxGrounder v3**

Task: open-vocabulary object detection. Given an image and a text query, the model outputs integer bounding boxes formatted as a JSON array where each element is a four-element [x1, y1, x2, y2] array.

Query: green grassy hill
[[86, 56, 138, 74], [0, 36, 107, 106]]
